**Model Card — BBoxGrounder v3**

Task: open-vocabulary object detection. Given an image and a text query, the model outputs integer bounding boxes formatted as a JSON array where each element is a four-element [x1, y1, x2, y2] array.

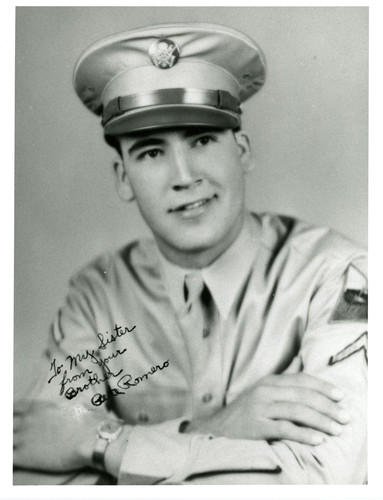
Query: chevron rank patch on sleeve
[[329, 331, 368, 365]]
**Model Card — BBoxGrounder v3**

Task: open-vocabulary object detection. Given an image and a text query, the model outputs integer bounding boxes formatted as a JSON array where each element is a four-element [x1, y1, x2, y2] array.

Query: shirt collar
[[158, 213, 261, 320]]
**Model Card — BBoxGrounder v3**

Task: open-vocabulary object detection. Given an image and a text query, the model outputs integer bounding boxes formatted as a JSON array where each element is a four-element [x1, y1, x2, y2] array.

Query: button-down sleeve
[[118, 423, 283, 484]]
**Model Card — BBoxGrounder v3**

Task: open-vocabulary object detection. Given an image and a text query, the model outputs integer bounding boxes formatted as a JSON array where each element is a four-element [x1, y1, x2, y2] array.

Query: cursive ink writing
[[117, 360, 170, 389], [64, 370, 122, 400], [47, 324, 169, 407], [48, 324, 135, 388], [97, 323, 136, 350], [48, 358, 64, 384], [65, 348, 127, 375], [90, 388, 125, 407], [58, 368, 92, 396], [62, 348, 128, 398], [91, 359, 170, 407]]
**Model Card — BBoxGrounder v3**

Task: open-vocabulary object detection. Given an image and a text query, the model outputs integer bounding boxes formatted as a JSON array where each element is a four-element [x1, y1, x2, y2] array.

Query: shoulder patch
[[329, 331, 368, 365], [330, 264, 367, 322]]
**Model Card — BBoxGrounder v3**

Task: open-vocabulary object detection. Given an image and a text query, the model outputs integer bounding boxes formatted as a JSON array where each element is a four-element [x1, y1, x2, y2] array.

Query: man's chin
[[155, 233, 232, 268]]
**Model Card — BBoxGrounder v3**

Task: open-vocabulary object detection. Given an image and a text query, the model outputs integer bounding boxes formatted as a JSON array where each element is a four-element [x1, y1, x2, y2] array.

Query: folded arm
[[116, 257, 367, 484], [14, 256, 367, 484]]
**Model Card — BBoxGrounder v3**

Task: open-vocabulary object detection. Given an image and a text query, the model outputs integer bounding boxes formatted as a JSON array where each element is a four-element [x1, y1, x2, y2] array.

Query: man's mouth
[[169, 195, 217, 213]]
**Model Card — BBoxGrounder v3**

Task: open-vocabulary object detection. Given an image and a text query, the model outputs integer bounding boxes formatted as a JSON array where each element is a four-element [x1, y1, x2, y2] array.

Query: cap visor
[[103, 105, 240, 135]]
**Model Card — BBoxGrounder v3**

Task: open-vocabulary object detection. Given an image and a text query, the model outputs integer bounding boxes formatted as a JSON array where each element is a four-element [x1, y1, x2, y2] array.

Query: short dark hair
[[104, 134, 122, 156]]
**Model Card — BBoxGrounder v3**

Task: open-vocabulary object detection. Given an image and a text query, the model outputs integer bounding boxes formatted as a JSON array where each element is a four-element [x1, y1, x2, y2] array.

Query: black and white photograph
[[11, 5, 370, 489]]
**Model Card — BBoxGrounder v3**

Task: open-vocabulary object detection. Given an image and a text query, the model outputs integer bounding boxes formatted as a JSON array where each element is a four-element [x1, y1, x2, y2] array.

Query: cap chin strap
[[102, 88, 240, 127]]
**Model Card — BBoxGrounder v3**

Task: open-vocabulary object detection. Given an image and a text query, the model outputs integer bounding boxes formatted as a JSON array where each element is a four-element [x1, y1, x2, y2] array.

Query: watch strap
[[92, 419, 124, 471], [92, 434, 110, 470]]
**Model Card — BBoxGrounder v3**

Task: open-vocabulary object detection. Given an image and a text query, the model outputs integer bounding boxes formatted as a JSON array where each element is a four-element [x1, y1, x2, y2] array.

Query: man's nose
[[170, 144, 202, 191]]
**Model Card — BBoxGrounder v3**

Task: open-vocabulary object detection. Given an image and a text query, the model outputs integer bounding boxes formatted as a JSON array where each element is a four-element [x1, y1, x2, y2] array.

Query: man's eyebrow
[[126, 127, 223, 155], [127, 137, 164, 155], [182, 127, 222, 138]]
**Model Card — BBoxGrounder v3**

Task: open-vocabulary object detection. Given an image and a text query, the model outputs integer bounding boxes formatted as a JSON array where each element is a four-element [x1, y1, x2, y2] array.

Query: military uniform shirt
[[32, 212, 367, 484]]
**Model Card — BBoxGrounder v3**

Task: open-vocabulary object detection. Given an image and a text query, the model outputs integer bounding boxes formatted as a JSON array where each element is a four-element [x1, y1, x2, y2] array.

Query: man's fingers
[[267, 387, 350, 424], [265, 420, 325, 446], [262, 373, 345, 401], [266, 402, 347, 436]]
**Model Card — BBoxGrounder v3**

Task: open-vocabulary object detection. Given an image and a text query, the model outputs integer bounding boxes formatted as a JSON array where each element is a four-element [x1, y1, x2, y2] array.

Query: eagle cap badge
[[149, 38, 180, 69]]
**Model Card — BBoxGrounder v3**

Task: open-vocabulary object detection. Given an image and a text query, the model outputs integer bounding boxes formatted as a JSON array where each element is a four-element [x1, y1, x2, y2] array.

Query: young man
[[14, 23, 367, 485]]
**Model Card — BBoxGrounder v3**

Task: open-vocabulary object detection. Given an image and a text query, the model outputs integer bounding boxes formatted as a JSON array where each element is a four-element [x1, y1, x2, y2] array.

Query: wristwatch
[[92, 419, 124, 471]]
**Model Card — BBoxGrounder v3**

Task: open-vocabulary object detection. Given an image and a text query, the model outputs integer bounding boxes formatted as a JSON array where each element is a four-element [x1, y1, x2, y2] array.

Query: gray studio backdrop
[[14, 7, 368, 397]]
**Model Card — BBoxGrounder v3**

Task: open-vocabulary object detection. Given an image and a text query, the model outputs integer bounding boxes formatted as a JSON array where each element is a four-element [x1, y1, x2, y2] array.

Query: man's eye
[[194, 135, 216, 147], [138, 149, 161, 160]]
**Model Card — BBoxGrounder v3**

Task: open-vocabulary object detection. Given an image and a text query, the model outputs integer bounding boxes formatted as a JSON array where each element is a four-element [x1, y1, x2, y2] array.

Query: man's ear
[[113, 156, 135, 202], [233, 130, 255, 173]]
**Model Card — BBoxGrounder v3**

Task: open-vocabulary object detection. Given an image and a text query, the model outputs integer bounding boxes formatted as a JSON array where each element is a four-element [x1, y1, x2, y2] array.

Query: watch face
[[98, 420, 123, 439]]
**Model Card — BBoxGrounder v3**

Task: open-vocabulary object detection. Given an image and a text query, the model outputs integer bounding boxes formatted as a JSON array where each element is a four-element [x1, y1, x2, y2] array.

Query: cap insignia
[[148, 38, 180, 69]]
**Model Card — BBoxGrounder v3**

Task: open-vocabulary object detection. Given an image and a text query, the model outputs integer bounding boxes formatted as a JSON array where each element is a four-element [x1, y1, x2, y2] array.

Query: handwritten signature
[[91, 360, 170, 407], [47, 323, 169, 407]]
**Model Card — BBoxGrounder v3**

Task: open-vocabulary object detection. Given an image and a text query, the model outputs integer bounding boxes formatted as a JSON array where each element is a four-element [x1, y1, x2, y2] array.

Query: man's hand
[[13, 399, 103, 472], [184, 374, 350, 445]]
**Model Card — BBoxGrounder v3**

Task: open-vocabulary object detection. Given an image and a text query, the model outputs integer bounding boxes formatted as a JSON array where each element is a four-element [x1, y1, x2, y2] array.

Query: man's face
[[115, 127, 253, 267]]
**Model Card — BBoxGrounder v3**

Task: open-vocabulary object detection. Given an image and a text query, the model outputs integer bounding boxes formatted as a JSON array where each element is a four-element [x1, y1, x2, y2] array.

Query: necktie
[[182, 272, 215, 328], [183, 273, 205, 313], [180, 273, 221, 416]]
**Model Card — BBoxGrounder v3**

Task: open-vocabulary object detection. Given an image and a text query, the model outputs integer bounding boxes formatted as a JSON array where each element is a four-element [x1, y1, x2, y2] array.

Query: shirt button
[[202, 328, 210, 338], [138, 412, 149, 423], [202, 393, 213, 403]]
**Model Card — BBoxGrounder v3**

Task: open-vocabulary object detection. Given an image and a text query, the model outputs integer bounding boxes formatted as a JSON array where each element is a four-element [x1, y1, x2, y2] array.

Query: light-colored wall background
[[14, 7, 368, 397]]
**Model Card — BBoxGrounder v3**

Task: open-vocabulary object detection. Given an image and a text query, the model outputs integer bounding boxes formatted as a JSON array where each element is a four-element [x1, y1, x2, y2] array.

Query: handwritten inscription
[[91, 360, 170, 407], [60, 348, 126, 397], [97, 324, 136, 350], [47, 323, 169, 406]]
